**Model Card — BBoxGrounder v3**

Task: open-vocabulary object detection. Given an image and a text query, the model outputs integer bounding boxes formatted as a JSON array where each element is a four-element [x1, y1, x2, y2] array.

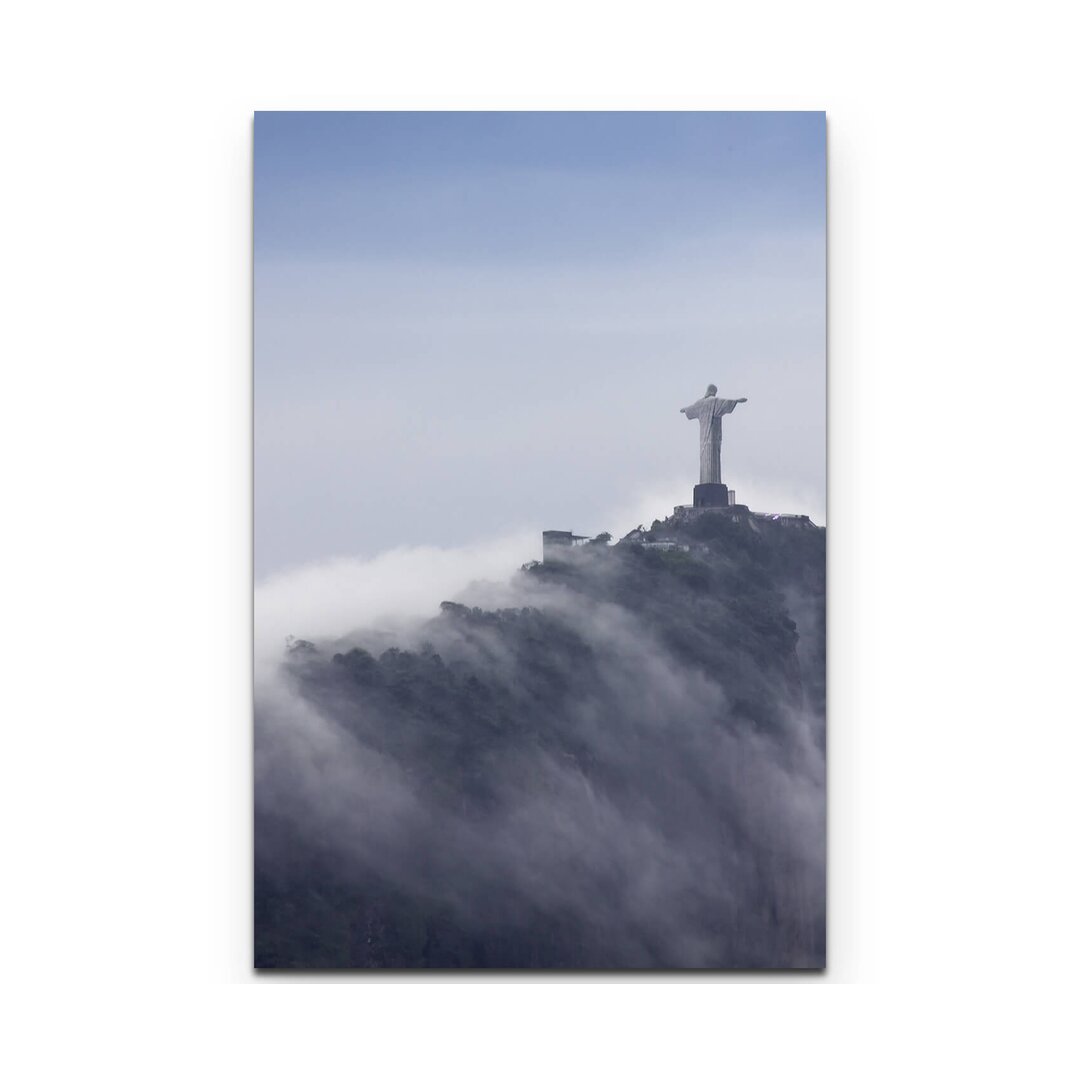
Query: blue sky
[[255, 112, 825, 576]]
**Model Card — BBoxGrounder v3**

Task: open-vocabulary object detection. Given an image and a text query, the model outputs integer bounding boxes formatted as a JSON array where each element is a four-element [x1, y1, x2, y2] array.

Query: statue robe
[[682, 395, 739, 485]]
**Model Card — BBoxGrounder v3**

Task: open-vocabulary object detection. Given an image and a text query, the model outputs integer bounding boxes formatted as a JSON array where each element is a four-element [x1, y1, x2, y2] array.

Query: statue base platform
[[693, 483, 730, 508]]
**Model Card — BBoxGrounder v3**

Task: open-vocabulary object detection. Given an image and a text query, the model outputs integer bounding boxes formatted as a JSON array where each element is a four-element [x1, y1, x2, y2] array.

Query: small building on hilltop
[[542, 530, 592, 563], [750, 512, 819, 530], [617, 526, 690, 552]]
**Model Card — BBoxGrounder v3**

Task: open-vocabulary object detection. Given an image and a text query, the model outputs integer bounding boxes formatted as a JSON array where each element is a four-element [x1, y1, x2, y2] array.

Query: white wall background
[[2, 1, 1078, 1077]]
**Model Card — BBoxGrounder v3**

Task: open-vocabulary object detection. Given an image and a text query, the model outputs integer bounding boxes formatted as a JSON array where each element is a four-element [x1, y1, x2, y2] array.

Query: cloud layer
[[255, 520, 826, 968]]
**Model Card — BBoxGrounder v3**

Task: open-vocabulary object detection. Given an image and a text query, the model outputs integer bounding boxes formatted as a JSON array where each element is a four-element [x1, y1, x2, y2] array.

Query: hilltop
[[255, 510, 826, 969]]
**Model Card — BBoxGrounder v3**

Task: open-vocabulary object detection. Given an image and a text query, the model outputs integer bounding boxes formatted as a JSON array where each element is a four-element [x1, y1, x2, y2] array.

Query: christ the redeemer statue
[[681, 385, 748, 485]]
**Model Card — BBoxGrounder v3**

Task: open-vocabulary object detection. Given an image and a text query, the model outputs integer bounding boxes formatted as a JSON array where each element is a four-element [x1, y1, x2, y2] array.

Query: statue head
[[706, 384, 717, 397]]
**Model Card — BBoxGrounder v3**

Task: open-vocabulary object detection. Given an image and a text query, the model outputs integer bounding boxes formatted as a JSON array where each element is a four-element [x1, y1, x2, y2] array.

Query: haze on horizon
[[255, 111, 825, 579]]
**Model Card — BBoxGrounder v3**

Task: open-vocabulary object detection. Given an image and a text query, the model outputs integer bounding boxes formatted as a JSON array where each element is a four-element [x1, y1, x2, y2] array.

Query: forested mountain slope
[[255, 512, 826, 969]]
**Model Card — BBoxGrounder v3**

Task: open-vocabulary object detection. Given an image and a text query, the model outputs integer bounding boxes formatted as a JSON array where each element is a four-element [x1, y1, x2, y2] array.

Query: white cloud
[[254, 529, 538, 670]]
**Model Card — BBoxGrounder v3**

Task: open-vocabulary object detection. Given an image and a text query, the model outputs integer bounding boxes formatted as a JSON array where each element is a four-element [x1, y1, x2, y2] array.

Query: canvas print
[[254, 111, 826, 969]]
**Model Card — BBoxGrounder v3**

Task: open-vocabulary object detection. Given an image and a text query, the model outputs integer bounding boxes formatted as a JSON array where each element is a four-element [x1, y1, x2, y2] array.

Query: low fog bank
[[255, 513, 826, 969], [254, 530, 537, 671]]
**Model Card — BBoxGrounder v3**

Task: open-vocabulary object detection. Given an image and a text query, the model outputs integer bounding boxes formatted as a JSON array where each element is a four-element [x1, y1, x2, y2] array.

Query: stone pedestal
[[693, 483, 729, 508]]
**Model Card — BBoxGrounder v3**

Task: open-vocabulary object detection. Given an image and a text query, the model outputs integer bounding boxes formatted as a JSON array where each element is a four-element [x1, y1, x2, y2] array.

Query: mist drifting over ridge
[[255, 510, 825, 969]]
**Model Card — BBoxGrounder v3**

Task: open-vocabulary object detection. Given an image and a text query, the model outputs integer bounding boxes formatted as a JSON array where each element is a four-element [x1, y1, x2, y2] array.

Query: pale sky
[[255, 112, 825, 578]]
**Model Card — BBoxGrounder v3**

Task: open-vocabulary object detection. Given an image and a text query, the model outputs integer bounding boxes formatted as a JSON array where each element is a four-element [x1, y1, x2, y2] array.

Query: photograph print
[[254, 111, 826, 969]]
